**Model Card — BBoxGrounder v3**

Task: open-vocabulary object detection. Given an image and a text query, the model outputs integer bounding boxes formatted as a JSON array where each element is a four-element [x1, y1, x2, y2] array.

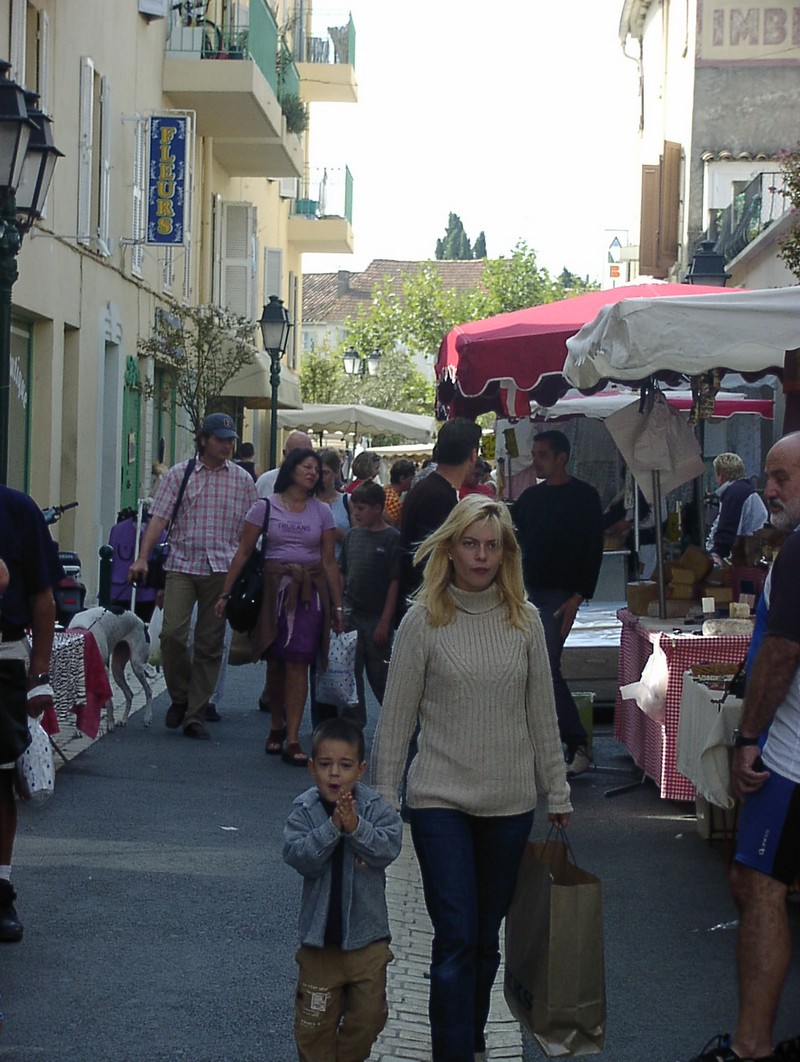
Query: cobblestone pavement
[[52, 665, 523, 1062], [370, 824, 523, 1061]]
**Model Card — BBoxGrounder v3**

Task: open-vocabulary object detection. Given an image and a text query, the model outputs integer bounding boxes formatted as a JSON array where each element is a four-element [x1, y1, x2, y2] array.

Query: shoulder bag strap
[[166, 458, 196, 541], [259, 498, 271, 560]]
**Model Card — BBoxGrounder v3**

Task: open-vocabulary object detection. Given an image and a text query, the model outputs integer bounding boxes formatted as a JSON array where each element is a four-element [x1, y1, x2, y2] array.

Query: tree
[[473, 231, 487, 258], [299, 346, 349, 405], [776, 146, 800, 281], [435, 212, 473, 260], [136, 300, 257, 435], [473, 240, 561, 317]]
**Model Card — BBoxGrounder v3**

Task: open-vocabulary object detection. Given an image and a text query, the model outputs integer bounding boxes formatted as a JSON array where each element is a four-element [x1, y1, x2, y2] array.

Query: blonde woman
[[371, 495, 572, 1062], [344, 450, 381, 494]]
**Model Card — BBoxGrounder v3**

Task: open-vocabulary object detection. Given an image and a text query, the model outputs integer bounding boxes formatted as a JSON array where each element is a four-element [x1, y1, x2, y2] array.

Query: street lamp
[[342, 347, 380, 376], [0, 62, 62, 485], [259, 294, 292, 469], [684, 239, 731, 286]]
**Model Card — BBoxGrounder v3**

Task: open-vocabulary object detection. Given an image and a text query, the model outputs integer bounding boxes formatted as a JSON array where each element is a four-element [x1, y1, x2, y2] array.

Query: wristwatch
[[28, 672, 51, 685], [731, 728, 759, 748]]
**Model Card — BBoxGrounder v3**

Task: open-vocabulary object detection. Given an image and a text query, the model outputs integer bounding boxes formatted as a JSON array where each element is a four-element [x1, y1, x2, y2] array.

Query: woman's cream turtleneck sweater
[[372, 583, 572, 818]]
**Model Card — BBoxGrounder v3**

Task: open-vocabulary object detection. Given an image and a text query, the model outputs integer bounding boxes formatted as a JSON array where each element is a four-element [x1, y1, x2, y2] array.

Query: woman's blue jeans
[[409, 806, 534, 1062]]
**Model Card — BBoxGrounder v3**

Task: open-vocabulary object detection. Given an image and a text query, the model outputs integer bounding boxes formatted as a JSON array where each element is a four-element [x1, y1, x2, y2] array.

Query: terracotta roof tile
[[303, 259, 489, 324]]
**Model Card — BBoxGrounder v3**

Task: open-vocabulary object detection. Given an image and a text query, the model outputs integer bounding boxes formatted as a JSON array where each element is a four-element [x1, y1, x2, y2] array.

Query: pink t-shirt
[[246, 496, 334, 566]]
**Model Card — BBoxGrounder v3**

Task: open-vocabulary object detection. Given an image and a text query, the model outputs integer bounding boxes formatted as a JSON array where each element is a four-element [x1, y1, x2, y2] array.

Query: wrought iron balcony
[[706, 170, 789, 263]]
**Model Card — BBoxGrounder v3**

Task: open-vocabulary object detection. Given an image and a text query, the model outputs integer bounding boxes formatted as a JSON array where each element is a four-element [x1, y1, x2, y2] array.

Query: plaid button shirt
[[151, 458, 258, 575]]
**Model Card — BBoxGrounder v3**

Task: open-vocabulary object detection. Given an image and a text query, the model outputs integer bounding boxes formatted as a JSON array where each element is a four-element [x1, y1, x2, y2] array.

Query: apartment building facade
[[620, 0, 799, 287], [2, 0, 356, 595]]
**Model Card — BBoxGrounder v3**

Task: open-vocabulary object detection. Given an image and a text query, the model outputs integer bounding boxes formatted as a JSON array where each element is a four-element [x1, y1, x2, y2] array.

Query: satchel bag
[[225, 500, 271, 634], [145, 459, 195, 590], [0, 660, 32, 765], [504, 828, 606, 1056], [15, 717, 55, 806]]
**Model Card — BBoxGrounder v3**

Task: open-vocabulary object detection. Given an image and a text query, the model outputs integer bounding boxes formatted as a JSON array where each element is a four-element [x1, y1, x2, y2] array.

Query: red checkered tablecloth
[[614, 609, 751, 801]]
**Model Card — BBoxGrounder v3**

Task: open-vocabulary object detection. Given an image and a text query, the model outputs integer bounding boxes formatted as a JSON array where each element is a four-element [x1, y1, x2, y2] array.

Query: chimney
[[337, 270, 351, 296]]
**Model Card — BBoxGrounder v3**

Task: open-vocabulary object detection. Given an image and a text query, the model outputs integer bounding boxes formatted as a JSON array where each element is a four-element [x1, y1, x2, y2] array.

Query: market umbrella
[[435, 283, 730, 419], [563, 286, 800, 397], [275, 403, 436, 443]]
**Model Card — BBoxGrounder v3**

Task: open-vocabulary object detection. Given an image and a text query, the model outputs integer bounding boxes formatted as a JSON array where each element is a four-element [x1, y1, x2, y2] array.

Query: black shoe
[[0, 880, 24, 943], [678, 1033, 776, 1061], [183, 721, 211, 741], [205, 703, 221, 722], [165, 702, 187, 729], [776, 1037, 800, 1062]]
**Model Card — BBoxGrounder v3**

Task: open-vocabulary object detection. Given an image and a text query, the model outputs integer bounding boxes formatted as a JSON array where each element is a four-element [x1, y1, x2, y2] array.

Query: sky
[[303, 0, 641, 284]]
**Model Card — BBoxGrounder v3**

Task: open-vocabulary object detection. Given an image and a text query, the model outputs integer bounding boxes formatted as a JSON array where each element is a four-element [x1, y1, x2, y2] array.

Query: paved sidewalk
[[371, 824, 523, 1061], [51, 664, 523, 1062]]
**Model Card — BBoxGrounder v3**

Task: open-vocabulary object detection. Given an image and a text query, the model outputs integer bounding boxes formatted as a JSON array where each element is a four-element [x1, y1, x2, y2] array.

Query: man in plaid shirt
[[130, 413, 257, 740]]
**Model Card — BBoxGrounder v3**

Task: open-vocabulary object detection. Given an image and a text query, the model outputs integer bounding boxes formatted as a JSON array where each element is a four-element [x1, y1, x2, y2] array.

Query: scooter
[[42, 502, 87, 626]]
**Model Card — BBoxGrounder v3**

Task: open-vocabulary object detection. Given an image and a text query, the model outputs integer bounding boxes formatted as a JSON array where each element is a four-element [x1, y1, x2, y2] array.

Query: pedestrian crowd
[[1, 412, 799, 1062]]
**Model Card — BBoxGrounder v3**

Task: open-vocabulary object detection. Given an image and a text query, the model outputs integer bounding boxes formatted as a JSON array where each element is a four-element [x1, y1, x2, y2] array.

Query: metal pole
[[653, 470, 667, 619], [97, 544, 113, 607], [0, 192, 22, 487], [268, 349, 281, 470]]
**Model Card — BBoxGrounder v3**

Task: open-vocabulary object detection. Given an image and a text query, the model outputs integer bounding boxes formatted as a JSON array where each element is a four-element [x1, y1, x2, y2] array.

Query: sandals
[[281, 742, 309, 767], [265, 726, 287, 755]]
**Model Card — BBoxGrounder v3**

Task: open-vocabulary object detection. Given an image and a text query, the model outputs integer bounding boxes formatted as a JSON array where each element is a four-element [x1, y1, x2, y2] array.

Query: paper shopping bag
[[504, 838, 606, 1056]]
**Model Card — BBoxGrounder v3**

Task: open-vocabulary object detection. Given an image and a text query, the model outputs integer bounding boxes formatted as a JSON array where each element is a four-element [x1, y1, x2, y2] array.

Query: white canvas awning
[[275, 403, 436, 443], [223, 354, 302, 410], [564, 286, 800, 389]]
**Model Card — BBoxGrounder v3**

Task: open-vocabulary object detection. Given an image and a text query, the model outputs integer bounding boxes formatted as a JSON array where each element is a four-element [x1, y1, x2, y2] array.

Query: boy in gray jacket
[[283, 718, 403, 1061]]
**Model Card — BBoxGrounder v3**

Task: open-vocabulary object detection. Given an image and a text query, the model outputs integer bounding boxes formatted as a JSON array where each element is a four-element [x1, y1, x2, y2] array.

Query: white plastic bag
[[619, 641, 668, 723], [147, 605, 163, 667], [16, 717, 55, 806], [316, 630, 358, 708]]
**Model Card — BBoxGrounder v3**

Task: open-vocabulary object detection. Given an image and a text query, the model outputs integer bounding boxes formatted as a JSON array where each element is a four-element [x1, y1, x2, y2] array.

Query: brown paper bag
[[227, 628, 257, 667], [504, 838, 606, 1056]]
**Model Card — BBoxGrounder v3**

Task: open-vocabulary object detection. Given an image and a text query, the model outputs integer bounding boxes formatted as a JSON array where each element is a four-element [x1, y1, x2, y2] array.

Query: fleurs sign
[[147, 115, 187, 245]]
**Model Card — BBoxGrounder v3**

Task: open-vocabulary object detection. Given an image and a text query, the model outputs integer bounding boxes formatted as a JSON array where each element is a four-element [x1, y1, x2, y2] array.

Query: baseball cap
[[201, 412, 238, 439]]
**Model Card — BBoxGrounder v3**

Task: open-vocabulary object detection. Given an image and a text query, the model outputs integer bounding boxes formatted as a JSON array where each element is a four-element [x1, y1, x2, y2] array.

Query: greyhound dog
[[68, 607, 153, 728]]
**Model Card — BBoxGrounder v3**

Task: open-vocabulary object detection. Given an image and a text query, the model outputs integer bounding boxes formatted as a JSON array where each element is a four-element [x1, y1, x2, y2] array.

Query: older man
[[679, 432, 800, 1062], [256, 430, 312, 499], [131, 413, 257, 740]]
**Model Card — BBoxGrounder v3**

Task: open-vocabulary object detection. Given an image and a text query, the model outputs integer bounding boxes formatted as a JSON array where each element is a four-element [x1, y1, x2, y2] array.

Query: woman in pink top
[[217, 449, 344, 765]]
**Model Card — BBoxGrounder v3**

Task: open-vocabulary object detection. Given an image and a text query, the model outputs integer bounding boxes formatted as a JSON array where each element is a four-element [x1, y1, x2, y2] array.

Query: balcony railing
[[293, 10, 356, 67], [292, 166, 353, 224], [166, 0, 280, 96], [707, 171, 789, 262]]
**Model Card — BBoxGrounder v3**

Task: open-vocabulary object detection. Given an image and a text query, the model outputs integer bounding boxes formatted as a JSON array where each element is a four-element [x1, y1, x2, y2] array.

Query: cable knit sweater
[[371, 583, 572, 818]]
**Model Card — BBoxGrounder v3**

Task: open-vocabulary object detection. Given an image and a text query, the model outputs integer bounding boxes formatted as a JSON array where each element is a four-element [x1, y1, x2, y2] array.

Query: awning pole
[[653, 470, 666, 618]]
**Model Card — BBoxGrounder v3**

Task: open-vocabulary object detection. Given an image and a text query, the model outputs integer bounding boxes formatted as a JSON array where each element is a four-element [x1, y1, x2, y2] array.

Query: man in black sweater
[[512, 430, 604, 776]]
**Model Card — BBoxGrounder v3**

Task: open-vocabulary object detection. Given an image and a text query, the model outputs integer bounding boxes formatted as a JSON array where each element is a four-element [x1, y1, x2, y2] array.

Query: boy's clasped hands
[[332, 791, 358, 833]]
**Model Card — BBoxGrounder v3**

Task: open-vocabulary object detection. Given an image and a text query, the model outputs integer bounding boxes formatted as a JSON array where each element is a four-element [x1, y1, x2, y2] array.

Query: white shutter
[[264, 247, 283, 301], [99, 76, 112, 243], [182, 234, 192, 301], [163, 247, 175, 290], [77, 56, 95, 243], [287, 270, 298, 369], [279, 178, 298, 199], [220, 202, 256, 319], [9, 0, 26, 82], [37, 11, 50, 115], [131, 117, 146, 275]]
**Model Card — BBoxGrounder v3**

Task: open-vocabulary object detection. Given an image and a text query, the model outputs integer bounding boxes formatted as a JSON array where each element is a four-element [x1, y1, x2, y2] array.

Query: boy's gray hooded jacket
[[283, 781, 403, 951]]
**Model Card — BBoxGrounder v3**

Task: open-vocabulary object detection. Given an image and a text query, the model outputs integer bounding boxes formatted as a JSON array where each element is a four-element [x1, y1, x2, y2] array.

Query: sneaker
[[205, 703, 221, 723], [0, 881, 23, 943], [775, 1037, 800, 1061], [165, 702, 187, 729], [678, 1033, 776, 1061], [565, 745, 593, 777]]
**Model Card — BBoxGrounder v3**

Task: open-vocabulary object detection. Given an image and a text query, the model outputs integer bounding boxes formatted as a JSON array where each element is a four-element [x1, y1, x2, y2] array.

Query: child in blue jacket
[[283, 718, 403, 1061]]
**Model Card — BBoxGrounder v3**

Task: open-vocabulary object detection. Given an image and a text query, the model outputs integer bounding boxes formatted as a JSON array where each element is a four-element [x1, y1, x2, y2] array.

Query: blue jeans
[[409, 807, 534, 1061], [527, 587, 587, 751]]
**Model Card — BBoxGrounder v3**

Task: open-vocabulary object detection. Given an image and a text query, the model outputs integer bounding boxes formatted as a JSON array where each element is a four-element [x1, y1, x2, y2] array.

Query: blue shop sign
[[146, 115, 187, 246]]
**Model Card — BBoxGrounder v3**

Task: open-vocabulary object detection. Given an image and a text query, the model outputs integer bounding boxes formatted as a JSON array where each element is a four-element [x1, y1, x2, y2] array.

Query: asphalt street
[[1, 659, 799, 1061]]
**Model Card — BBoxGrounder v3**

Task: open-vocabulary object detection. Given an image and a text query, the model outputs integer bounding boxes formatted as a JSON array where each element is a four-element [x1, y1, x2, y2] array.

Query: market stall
[[616, 609, 750, 800]]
